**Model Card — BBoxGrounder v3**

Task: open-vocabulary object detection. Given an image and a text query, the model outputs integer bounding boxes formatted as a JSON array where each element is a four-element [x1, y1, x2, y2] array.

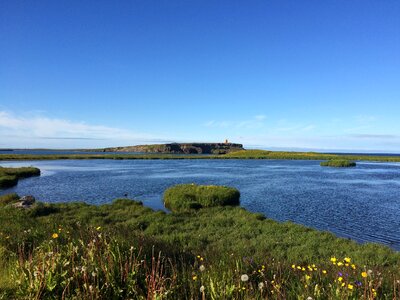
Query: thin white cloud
[[0, 111, 162, 148], [204, 115, 267, 129], [274, 120, 315, 132], [348, 134, 399, 140], [355, 115, 377, 123]]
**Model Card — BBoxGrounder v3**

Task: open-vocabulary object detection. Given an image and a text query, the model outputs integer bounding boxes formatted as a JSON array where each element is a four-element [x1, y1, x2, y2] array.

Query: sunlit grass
[[164, 184, 240, 211], [0, 167, 40, 188], [1, 192, 399, 298], [320, 159, 357, 167]]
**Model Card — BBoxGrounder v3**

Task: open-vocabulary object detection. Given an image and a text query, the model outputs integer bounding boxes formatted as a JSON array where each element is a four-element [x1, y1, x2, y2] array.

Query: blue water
[[1, 149, 141, 155], [1, 159, 400, 250]]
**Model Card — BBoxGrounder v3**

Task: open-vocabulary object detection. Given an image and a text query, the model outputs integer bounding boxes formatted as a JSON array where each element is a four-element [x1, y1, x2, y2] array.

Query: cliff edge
[[103, 143, 244, 154]]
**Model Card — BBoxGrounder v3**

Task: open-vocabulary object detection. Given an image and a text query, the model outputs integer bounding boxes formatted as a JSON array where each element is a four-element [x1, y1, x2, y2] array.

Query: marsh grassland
[[0, 167, 40, 188], [0, 182, 399, 299], [1, 149, 400, 162]]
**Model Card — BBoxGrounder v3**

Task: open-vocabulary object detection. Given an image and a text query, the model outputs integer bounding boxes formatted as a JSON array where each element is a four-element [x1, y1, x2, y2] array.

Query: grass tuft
[[163, 184, 240, 212], [320, 159, 357, 167]]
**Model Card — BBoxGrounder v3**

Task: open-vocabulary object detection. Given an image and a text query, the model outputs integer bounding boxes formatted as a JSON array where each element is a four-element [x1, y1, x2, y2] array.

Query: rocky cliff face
[[103, 143, 244, 154]]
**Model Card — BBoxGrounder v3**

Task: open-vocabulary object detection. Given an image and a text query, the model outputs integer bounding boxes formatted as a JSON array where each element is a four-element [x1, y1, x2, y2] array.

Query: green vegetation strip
[[164, 184, 240, 211], [0, 191, 399, 298], [1, 149, 400, 162], [0, 167, 40, 188], [321, 159, 357, 167]]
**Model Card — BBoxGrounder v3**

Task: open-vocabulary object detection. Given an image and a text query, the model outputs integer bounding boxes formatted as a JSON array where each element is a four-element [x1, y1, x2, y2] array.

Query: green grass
[[224, 149, 400, 162], [0, 191, 399, 299], [0, 167, 40, 188], [163, 184, 240, 211], [320, 160, 357, 168], [1, 149, 400, 163]]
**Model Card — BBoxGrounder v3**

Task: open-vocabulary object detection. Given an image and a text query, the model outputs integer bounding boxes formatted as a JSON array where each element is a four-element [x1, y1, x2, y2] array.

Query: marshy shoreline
[[1, 149, 400, 163]]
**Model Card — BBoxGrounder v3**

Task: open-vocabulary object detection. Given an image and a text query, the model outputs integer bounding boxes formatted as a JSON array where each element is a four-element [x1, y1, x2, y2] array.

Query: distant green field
[[1, 149, 400, 162]]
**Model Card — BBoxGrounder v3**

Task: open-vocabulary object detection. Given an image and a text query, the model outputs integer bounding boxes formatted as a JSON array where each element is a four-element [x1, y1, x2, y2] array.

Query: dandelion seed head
[[241, 274, 249, 282]]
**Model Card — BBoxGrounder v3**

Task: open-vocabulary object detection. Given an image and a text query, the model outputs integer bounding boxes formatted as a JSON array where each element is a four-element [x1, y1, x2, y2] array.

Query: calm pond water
[[1, 159, 400, 250]]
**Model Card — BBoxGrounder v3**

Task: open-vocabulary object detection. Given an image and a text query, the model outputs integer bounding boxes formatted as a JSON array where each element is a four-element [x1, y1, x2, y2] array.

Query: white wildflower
[[200, 285, 205, 293], [241, 274, 249, 282], [199, 265, 206, 272]]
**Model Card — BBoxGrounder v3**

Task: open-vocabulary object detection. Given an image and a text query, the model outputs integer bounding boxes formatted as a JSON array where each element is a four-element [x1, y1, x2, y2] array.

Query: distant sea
[[324, 152, 400, 157], [0, 149, 142, 155], [1, 149, 400, 157]]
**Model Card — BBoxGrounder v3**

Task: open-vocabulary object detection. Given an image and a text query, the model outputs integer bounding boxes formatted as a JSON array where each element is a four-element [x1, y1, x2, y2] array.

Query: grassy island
[[164, 184, 240, 211], [320, 160, 357, 168], [0, 167, 40, 188], [0, 187, 399, 299]]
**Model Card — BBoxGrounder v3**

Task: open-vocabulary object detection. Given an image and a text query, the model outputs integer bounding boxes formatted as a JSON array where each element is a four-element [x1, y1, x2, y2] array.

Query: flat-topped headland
[[103, 142, 244, 154]]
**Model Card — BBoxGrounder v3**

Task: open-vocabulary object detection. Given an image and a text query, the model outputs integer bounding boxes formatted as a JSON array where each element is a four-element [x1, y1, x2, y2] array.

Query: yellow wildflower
[[322, 270, 327, 274], [337, 262, 343, 267], [292, 264, 296, 269], [351, 264, 356, 270], [52, 233, 59, 239], [330, 257, 337, 263], [348, 284, 353, 290], [344, 257, 351, 263], [192, 276, 197, 281], [96, 226, 101, 231], [361, 271, 367, 278], [372, 288, 377, 296], [338, 277, 343, 282]]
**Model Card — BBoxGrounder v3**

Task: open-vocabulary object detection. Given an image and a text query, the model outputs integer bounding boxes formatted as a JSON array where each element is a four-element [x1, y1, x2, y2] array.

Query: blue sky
[[1, 1, 399, 152]]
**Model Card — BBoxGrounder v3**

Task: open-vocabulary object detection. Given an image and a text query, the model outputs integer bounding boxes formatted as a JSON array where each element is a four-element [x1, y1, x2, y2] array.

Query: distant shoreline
[[3, 148, 400, 156], [1, 149, 400, 162]]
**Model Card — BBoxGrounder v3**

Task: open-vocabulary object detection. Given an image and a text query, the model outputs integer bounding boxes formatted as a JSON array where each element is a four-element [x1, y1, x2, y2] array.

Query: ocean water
[[1, 159, 400, 250]]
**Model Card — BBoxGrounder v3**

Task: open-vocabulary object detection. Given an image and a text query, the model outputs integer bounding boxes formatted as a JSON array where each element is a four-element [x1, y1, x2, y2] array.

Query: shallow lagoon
[[1, 159, 400, 250]]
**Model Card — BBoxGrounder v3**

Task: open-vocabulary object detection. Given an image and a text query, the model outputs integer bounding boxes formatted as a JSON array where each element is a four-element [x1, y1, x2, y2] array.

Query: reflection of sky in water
[[1, 159, 400, 250]]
